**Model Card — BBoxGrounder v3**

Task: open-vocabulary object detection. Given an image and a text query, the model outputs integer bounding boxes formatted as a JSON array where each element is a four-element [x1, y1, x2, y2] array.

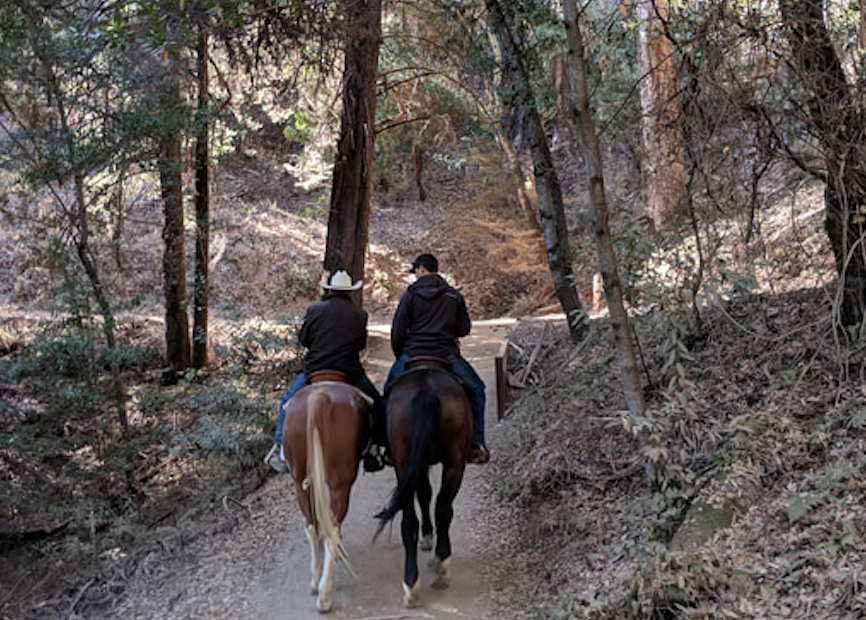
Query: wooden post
[[495, 339, 509, 420]]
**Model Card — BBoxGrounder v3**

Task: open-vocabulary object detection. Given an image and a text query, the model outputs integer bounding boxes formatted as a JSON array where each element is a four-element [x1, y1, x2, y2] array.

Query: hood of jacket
[[408, 273, 448, 300]]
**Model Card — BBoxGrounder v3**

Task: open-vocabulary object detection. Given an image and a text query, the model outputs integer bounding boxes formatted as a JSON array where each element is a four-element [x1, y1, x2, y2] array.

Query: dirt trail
[[253, 321, 511, 620], [110, 320, 513, 620]]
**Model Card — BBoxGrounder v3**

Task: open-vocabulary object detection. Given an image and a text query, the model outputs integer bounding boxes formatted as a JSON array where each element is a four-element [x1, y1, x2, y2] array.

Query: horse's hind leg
[[305, 524, 323, 594], [400, 505, 421, 608], [316, 536, 339, 612], [417, 475, 434, 551], [430, 468, 463, 589]]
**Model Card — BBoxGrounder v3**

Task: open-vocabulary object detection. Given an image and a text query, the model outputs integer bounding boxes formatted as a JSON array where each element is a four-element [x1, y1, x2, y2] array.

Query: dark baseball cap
[[409, 253, 439, 273]]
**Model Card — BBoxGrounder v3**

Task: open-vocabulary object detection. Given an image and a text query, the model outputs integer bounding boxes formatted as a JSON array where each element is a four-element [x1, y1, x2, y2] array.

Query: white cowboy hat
[[322, 270, 363, 291]]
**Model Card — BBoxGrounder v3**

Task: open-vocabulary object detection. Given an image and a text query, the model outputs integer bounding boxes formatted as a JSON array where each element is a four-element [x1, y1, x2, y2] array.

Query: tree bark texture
[[324, 0, 382, 300], [159, 78, 191, 383], [485, 0, 586, 342], [861, 0, 866, 49], [564, 1, 646, 419], [192, 28, 210, 370], [497, 130, 542, 232], [636, 0, 687, 230], [782, 0, 866, 333], [413, 143, 426, 201]]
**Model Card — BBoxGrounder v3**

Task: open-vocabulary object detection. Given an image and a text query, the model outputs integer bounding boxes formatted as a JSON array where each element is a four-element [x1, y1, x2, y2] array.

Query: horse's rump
[[375, 368, 472, 535], [283, 382, 369, 555], [376, 367, 473, 605], [283, 382, 370, 476], [283, 381, 368, 609], [390, 369, 472, 461]]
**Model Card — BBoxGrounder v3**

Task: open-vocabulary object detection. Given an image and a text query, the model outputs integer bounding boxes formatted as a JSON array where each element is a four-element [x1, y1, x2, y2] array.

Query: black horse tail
[[373, 385, 438, 540]]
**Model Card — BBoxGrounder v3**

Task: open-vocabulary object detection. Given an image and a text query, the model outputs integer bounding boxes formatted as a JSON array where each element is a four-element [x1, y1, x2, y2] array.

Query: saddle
[[403, 356, 464, 386], [404, 356, 450, 372], [308, 369, 350, 384], [307, 370, 373, 407]]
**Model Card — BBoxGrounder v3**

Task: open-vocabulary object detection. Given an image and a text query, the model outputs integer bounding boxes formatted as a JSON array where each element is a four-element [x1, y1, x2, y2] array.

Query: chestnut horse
[[374, 362, 473, 607], [282, 377, 371, 613]]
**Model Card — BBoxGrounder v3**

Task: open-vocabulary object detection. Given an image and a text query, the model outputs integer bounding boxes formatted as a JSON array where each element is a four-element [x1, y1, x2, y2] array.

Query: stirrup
[[362, 445, 385, 473], [468, 444, 490, 465], [264, 444, 288, 473]]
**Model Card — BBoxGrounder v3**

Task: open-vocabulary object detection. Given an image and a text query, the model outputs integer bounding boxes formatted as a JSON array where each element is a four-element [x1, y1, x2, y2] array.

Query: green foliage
[[374, 0, 501, 185], [282, 109, 311, 145], [170, 380, 271, 468], [0, 315, 297, 563], [619, 388, 764, 542], [4, 330, 98, 382], [847, 408, 866, 430], [298, 194, 329, 219], [215, 319, 303, 382], [788, 492, 823, 524]]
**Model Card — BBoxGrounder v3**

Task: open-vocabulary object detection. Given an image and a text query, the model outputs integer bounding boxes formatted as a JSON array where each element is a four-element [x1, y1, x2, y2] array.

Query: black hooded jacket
[[391, 273, 471, 359], [298, 292, 368, 380]]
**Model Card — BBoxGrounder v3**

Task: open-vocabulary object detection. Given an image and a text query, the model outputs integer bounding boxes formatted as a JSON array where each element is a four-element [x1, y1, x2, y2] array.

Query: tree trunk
[[485, 0, 586, 342], [563, 1, 646, 421], [192, 28, 210, 370], [860, 0, 866, 49], [484, 22, 541, 234], [782, 0, 866, 335], [413, 142, 426, 201], [636, 0, 686, 230], [497, 129, 542, 232], [324, 0, 382, 301], [159, 77, 190, 384]]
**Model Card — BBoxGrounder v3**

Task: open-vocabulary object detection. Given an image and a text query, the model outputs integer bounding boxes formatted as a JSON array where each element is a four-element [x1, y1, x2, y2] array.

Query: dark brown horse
[[374, 363, 473, 607], [282, 376, 371, 613]]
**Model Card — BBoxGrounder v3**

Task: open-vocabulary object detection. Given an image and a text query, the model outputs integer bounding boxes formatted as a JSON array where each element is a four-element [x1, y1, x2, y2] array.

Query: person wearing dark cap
[[383, 253, 490, 464], [264, 270, 389, 474]]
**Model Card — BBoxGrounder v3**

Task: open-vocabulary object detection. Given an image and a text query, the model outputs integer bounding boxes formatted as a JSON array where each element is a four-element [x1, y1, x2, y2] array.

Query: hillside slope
[[3, 147, 864, 620]]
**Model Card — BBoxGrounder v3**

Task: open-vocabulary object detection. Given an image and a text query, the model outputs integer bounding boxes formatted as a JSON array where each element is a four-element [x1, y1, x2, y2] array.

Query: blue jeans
[[384, 353, 486, 445], [274, 372, 385, 446]]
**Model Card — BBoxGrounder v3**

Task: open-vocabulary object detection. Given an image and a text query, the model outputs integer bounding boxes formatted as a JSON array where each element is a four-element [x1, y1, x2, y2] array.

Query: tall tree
[[4, 0, 118, 350], [485, 0, 587, 342], [563, 0, 646, 421], [158, 99, 191, 383], [0, 0, 133, 429], [192, 26, 210, 370], [781, 0, 866, 336], [636, 0, 687, 230], [324, 0, 383, 294], [152, 25, 191, 384]]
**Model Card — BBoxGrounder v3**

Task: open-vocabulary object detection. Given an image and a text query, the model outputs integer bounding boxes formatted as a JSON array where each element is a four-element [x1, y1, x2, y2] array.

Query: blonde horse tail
[[306, 388, 356, 577]]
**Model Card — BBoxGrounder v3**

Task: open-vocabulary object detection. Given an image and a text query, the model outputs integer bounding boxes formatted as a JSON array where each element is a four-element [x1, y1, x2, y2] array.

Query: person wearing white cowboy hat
[[321, 270, 363, 291], [264, 269, 389, 474]]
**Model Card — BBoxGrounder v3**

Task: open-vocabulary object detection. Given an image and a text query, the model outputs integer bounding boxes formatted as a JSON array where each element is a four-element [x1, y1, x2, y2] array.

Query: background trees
[[485, 0, 587, 343], [3, 0, 866, 615], [324, 0, 383, 296], [781, 0, 866, 337]]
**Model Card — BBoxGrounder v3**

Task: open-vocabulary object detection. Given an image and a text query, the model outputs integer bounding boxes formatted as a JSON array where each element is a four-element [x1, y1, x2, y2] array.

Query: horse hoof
[[316, 595, 333, 613], [420, 533, 434, 551], [403, 579, 421, 608], [430, 556, 451, 590]]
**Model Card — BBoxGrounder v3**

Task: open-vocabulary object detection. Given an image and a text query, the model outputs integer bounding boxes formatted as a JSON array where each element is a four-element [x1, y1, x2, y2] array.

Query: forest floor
[[3, 144, 866, 620]]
